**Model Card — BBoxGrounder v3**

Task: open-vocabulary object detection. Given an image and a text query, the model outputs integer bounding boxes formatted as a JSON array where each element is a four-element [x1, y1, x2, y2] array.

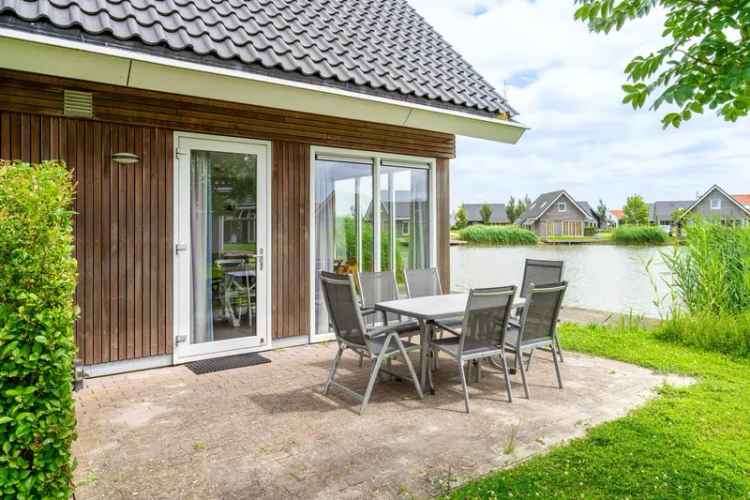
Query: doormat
[[186, 353, 271, 375]]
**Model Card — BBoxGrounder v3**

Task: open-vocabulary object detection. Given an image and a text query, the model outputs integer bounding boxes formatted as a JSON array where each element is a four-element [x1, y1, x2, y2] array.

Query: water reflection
[[451, 244, 674, 318]]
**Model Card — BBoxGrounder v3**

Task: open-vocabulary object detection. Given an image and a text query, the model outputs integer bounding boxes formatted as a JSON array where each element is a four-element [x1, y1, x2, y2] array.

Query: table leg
[[425, 321, 435, 395], [419, 319, 429, 394]]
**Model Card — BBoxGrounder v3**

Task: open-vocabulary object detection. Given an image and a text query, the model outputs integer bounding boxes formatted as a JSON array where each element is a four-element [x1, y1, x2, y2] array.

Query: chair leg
[[551, 344, 563, 389], [499, 353, 513, 403], [526, 348, 535, 371], [395, 337, 424, 400], [361, 335, 392, 415], [323, 345, 344, 395], [358, 354, 364, 368], [554, 334, 565, 363], [458, 359, 471, 413], [518, 350, 530, 399]]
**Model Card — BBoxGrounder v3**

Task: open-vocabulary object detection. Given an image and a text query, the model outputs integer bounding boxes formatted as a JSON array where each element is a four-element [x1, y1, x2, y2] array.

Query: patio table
[[376, 293, 526, 393]]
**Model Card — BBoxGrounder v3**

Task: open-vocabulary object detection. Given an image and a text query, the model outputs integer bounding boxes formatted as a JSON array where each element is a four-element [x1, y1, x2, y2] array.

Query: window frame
[[558, 201, 567, 212], [710, 198, 722, 210], [309, 146, 437, 341]]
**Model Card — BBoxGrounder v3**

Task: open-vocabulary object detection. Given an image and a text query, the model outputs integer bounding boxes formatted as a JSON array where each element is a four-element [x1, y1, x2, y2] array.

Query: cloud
[[409, 0, 750, 210]]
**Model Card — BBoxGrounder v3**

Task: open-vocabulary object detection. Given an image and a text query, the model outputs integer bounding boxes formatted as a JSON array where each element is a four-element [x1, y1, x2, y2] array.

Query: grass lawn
[[448, 322, 750, 499]]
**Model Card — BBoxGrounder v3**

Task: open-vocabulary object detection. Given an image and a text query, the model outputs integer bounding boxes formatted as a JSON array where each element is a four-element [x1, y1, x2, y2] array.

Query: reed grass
[[457, 224, 538, 245], [611, 225, 668, 244]]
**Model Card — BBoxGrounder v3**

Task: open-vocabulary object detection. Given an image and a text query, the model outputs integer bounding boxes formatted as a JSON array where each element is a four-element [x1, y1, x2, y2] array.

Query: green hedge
[[611, 225, 668, 244], [0, 161, 78, 498], [458, 224, 538, 245]]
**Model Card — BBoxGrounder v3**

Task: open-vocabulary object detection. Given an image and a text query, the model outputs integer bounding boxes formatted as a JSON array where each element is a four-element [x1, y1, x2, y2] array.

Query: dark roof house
[[649, 185, 750, 226], [462, 203, 510, 224], [516, 190, 596, 237], [648, 201, 692, 224], [0, 0, 526, 373]]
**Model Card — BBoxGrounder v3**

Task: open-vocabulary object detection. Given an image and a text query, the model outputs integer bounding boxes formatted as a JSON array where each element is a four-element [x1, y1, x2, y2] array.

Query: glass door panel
[[173, 134, 269, 363], [313, 158, 374, 337]]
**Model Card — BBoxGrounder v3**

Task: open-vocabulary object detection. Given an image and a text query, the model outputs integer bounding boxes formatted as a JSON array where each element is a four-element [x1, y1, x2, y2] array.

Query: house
[[462, 203, 510, 225], [674, 185, 750, 226], [647, 186, 750, 231], [648, 201, 693, 229], [516, 190, 597, 237], [365, 191, 427, 237], [0, 0, 526, 374], [609, 209, 625, 226]]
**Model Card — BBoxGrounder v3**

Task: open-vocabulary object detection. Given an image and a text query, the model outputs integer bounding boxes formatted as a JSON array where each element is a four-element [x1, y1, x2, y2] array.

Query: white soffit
[[0, 32, 528, 144]]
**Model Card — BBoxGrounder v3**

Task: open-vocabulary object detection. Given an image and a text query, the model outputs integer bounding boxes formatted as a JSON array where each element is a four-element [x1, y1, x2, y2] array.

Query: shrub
[[458, 225, 538, 245], [656, 310, 750, 359], [0, 161, 78, 498], [612, 225, 668, 245], [662, 220, 750, 315]]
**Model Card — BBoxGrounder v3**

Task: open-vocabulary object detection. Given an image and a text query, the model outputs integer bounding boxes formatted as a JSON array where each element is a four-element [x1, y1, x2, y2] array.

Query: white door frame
[[172, 132, 272, 363], [308, 145, 437, 343]]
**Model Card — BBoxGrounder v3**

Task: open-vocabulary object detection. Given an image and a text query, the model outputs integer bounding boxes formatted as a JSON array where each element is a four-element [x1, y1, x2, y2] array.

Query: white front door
[[173, 133, 271, 363]]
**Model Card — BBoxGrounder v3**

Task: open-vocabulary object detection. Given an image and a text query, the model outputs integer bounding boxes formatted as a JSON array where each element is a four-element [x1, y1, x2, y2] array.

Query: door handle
[[175, 243, 188, 254]]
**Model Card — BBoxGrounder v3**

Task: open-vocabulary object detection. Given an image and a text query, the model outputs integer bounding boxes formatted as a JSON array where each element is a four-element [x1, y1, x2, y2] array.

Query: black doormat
[[186, 353, 271, 375]]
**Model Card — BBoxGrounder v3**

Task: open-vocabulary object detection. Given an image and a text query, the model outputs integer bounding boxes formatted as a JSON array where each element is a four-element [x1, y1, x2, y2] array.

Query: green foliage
[[0, 161, 78, 498], [479, 203, 493, 225], [453, 205, 468, 230], [505, 195, 531, 224], [595, 198, 608, 228], [612, 225, 668, 244], [341, 216, 402, 276], [622, 194, 649, 225], [657, 310, 750, 359], [574, 0, 750, 128], [457, 225, 538, 245], [448, 322, 750, 498], [662, 220, 750, 315]]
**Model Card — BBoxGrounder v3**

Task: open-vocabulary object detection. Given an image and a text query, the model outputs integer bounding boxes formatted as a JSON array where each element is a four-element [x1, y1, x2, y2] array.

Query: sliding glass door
[[312, 150, 434, 339]]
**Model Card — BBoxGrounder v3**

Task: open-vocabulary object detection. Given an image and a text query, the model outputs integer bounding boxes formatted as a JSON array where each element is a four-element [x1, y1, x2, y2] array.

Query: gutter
[[0, 29, 529, 145]]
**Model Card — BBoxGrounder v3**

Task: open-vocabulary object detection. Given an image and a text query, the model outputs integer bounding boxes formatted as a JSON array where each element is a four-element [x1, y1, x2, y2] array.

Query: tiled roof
[[462, 203, 509, 224], [516, 190, 595, 225], [733, 194, 750, 206], [0, 0, 515, 117]]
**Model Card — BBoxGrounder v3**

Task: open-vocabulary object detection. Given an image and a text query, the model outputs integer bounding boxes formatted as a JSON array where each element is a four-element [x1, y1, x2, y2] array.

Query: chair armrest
[[508, 318, 521, 329], [433, 321, 461, 336], [361, 308, 378, 317]]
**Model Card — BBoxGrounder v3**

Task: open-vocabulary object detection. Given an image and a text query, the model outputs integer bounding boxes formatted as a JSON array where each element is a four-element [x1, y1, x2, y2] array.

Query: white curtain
[[409, 170, 429, 269], [314, 167, 336, 336], [191, 152, 214, 343]]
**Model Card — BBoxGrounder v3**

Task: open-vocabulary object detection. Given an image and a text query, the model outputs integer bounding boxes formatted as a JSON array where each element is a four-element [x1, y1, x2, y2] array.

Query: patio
[[74, 342, 689, 499]]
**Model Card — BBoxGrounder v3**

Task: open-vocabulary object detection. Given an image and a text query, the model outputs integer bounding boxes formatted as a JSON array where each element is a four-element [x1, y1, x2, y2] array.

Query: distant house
[[516, 190, 596, 237], [648, 185, 750, 230], [676, 185, 750, 226], [648, 200, 693, 229], [462, 203, 510, 225], [609, 209, 624, 227], [366, 191, 427, 236]]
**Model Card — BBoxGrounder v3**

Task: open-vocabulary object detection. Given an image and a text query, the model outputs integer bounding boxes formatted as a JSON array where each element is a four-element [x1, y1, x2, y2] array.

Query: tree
[[506, 196, 518, 223], [623, 195, 649, 225], [596, 199, 608, 228], [575, 1, 750, 128], [454, 204, 468, 229], [480, 203, 493, 225]]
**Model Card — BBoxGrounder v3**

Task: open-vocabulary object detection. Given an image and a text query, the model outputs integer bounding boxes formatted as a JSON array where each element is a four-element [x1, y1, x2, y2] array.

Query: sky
[[409, 0, 750, 211]]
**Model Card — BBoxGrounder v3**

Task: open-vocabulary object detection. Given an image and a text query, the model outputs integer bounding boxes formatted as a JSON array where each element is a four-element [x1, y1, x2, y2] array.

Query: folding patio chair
[[432, 285, 517, 413], [319, 271, 423, 415]]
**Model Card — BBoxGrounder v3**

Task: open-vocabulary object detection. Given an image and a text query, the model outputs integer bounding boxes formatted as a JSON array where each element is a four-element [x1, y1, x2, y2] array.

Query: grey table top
[[375, 293, 525, 321]]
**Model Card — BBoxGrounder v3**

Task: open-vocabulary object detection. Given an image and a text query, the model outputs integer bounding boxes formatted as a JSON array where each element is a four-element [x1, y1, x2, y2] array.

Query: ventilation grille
[[63, 90, 93, 118]]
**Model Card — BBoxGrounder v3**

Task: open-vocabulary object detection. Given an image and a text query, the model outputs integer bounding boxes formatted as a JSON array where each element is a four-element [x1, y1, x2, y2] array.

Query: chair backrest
[[359, 271, 400, 324], [404, 268, 443, 298], [520, 259, 564, 298], [319, 271, 368, 347], [459, 286, 516, 353], [518, 281, 567, 345]]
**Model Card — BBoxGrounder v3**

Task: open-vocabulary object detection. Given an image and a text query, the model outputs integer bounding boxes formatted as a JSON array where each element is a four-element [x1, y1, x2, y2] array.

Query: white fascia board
[[0, 30, 528, 145]]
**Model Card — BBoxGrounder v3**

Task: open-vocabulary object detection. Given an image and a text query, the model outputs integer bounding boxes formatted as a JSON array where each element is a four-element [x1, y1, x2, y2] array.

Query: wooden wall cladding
[[0, 69, 456, 160], [436, 159, 451, 292], [271, 142, 310, 339], [0, 111, 173, 365]]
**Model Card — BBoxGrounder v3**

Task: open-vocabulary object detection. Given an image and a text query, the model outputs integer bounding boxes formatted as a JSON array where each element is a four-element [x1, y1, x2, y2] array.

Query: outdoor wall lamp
[[111, 152, 140, 165]]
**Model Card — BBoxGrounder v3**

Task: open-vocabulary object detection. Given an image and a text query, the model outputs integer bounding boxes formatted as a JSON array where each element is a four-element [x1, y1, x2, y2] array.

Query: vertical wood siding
[[0, 112, 173, 364], [272, 141, 310, 339], [436, 159, 451, 292]]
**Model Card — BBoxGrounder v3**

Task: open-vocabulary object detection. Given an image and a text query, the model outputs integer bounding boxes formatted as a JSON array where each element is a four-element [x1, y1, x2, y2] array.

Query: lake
[[451, 244, 675, 318]]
